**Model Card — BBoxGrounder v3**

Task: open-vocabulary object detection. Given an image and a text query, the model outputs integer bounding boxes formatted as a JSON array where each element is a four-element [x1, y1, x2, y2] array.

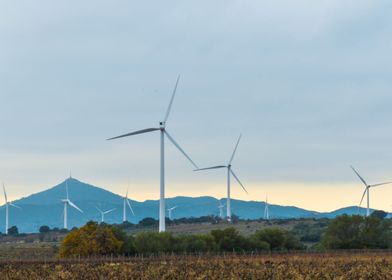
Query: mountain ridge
[[0, 178, 375, 233]]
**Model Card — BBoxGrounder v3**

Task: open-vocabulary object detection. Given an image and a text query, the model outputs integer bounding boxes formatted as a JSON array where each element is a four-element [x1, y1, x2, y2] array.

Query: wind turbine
[[123, 188, 135, 222], [107, 76, 198, 232], [351, 166, 392, 217], [167, 206, 178, 220], [218, 201, 225, 219], [2, 184, 21, 235], [96, 207, 116, 223], [62, 178, 83, 229], [195, 135, 247, 222], [264, 195, 269, 220]]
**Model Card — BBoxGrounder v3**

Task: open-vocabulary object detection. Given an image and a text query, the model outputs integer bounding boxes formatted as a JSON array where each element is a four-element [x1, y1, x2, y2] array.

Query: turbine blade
[[68, 200, 83, 213], [104, 208, 116, 214], [370, 182, 392, 188], [163, 75, 180, 123], [2, 184, 7, 203], [194, 165, 227, 171], [95, 206, 103, 214], [164, 130, 198, 169], [127, 199, 135, 216], [229, 134, 242, 165], [230, 169, 248, 194], [350, 166, 368, 187], [107, 128, 160, 141], [359, 187, 367, 207], [9, 203, 21, 209], [66, 180, 69, 200]]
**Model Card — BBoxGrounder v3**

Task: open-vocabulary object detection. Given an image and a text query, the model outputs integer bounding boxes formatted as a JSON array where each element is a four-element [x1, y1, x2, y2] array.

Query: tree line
[[59, 221, 303, 257]]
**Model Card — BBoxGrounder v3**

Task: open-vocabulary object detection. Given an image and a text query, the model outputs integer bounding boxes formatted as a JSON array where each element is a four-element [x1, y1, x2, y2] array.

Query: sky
[[1, 1, 392, 212]]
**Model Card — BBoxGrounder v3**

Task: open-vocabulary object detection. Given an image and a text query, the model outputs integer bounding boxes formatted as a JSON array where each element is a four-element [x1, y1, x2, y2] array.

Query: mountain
[[0, 178, 373, 233]]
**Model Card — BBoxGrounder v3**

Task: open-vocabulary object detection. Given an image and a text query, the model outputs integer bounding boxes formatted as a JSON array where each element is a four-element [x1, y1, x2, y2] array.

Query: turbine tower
[[167, 206, 177, 220], [62, 178, 83, 229], [264, 195, 269, 220], [351, 166, 391, 217], [123, 188, 135, 222], [107, 76, 198, 232], [2, 184, 21, 235], [195, 135, 247, 222], [96, 207, 115, 223]]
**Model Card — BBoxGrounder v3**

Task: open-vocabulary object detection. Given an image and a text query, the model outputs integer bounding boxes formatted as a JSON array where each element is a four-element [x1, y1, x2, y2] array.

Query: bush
[[211, 228, 249, 252], [8, 226, 19, 236], [322, 215, 392, 249], [251, 228, 303, 251], [59, 221, 123, 257]]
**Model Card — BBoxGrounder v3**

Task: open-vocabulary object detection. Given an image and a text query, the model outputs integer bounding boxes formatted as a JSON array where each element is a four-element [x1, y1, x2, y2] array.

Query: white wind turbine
[[264, 195, 270, 220], [195, 135, 247, 222], [96, 207, 116, 223], [62, 178, 83, 229], [351, 166, 392, 217], [167, 206, 178, 220], [2, 184, 21, 235], [218, 201, 226, 219], [123, 188, 135, 222], [107, 76, 198, 232]]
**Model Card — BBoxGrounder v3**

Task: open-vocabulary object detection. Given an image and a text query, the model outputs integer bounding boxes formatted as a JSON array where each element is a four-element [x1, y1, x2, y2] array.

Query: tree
[[59, 221, 124, 257], [371, 210, 388, 220], [8, 226, 18, 236], [211, 228, 248, 251], [252, 228, 303, 251], [322, 215, 392, 249], [138, 217, 158, 227], [39, 225, 50, 233]]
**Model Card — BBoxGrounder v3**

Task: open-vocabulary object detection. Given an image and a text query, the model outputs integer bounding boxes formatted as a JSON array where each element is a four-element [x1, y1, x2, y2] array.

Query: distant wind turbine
[[123, 188, 135, 222], [2, 184, 21, 235], [264, 195, 269, 220], [218, 202, 225, 219], [107, 76, 198, 232], [62, 178, 83, 229], [96, 207, 116, 223], [351, 166, 392, 217], [167, 206, 178, 220], [195, 134, 247, 222]]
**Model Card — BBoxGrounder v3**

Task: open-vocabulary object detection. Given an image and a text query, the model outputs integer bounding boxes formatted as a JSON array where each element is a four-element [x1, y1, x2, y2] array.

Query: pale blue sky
[[1, 1, 392, 211]]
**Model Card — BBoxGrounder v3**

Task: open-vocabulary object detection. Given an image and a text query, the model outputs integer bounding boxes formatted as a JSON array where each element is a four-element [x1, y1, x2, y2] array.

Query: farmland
[[0, 253, 391, 280]]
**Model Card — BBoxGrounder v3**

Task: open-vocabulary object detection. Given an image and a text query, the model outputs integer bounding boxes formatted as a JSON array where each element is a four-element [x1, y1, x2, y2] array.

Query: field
[[0, 253, 391, 280]]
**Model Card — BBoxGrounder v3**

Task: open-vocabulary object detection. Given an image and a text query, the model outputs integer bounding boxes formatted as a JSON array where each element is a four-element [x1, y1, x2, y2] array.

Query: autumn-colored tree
[[59, 221, 123, 258]]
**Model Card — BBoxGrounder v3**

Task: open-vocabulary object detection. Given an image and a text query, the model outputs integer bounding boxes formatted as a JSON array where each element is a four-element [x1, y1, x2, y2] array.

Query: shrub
[[59, 221, 123, 257]]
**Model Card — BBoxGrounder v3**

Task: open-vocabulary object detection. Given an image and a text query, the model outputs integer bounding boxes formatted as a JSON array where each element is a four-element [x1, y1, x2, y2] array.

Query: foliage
[[8, 226, 19, 236], [210, 228, 249, 251], [291, 221, 329, 242], [251, 228, 304, 250], [39, 226, 50, 233], [59, 221, 123, 257], [322, 214, 392, 249], [138, 217, 159, 227], [371, 210, 388, 220]]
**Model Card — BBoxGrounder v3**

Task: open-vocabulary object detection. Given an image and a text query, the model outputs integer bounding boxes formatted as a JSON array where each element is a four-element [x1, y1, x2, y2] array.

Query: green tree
[[39, 225, 50, 233], [371, 210, 388, 220], [211, 228, 248, 251], [8, 226, 18, 236], [322, 215, 392, 249], [252, 228, 303, 251]]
